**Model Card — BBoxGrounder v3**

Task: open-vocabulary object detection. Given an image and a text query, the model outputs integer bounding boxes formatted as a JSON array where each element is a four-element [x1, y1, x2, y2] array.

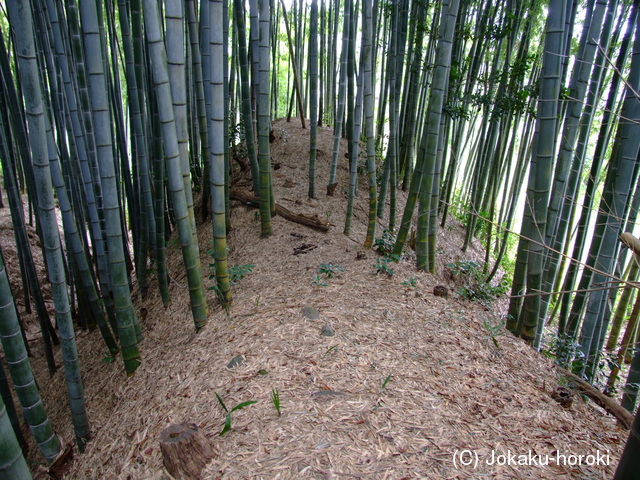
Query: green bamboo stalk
[[607, 258, 640, 351], [80, 0, 141, 374], [394, 0, 460, 269], [0, 353, 27, 451], [210, 0, 232, 306], [257, 0, 274, 235], [362, 0, 377, 249], [0, 392, 31, 479], [151, 97, 170, 307], [308, 0, 319, 199], [0, 247, 59, 463], [0, 77, 57, 375], [186, 0, 212, 220], [327, 0, 350, 196], [606, 287, 640, 394], [576, 13, 640, 377], [10, 0, 90, 449], [232, 0, 260, 195], [64, 0, 119, 337], [518, 0, 567, 344], [166, 0, 199, 247], [47, 123, 118, 354], [117, 0, 156, 298], [143, 0, 209, 327]]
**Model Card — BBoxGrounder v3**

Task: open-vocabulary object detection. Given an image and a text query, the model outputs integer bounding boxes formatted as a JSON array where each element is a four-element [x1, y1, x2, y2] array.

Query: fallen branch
[[559, 368, 633, 429], [230, 189, 330, 232]]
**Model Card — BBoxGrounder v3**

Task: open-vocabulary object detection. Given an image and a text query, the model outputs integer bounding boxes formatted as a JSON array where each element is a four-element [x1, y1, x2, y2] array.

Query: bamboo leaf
[[230, 400, 258, 413], [215, 393, 228, 413], [219, 413, 232, 436]]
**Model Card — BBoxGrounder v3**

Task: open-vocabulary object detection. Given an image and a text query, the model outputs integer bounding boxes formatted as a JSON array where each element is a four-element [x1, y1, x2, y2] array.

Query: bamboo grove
[[0, 0, 639, 474]]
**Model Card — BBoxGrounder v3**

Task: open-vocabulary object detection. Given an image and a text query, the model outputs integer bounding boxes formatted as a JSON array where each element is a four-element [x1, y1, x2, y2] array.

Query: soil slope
[[18, 118, 627, 479]]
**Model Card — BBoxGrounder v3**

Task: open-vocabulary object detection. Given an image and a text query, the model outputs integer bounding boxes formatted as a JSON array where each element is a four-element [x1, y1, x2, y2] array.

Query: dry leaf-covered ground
[[13, 118, 627, 479]]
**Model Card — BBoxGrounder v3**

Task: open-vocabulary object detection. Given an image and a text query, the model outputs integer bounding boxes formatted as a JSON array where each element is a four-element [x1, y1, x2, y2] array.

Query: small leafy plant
[[373, 229, 396, 256], [167, 236, 180, 248], [446, 260, 508, 304], [446, 260, 480, 275], [215, 393, 258, 436], [374, 254, 400, 277], [482, 315, 506, 349], [325, 209, 334, 222], [381, 374, 393, 391], [209, 284, 231, 316], [401, 277, 417, 287], [318, 263, 343, 278], [313, 263, 343, 286], [271, 388, 281, 416], [542, 333, 585, 370], [312, 275, 328, 287], [228, 263, 255, 285]]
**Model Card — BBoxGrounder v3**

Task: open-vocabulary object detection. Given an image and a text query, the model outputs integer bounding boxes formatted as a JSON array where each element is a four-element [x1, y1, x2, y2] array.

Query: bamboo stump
[[159, 423, 214, 479]]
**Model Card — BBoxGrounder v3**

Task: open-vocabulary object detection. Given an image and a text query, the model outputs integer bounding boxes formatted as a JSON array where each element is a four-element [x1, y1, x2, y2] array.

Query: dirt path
[[16, 118, 626, 479]]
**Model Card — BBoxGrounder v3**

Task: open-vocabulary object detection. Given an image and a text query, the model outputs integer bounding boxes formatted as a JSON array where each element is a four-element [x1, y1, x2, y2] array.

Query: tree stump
[[159, 423, 214, 479], [433, 285, 449, 298]]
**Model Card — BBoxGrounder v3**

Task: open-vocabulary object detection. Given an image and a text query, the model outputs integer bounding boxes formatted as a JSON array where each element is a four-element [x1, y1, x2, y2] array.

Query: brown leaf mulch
[[15, 118, 626, 479]]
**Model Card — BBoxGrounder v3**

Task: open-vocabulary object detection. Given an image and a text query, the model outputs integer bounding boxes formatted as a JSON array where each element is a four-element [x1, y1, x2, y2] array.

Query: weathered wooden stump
[[433, 285, 449, 298], [159, 423, 214, 479]]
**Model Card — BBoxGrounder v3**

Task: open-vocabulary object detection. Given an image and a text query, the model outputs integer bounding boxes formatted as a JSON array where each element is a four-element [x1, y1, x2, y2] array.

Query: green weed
[[541, 333, 585, 370], [446, 260, 508, 304], [375, 254, 400, 277], [373, 229, 396, 256], [215, 393, 258, 436], [271, 388, 281, 416], [325, 209, 334, 222], [401, 277, 417, 287], [381, 374, 393, 391], [482, 315, 506, 349], [324, 345, 338, 356], [228, 263, 255, 285], [209, 284, 231, 316], [313, 263, 343, 287], [167, 236, 180, 248], [318, 263, 343, 278], [312, 275, 328, 287]]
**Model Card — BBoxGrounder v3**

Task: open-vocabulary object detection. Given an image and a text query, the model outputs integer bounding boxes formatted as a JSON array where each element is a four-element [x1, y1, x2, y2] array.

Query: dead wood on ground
[[230, 189, 330, 232]]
